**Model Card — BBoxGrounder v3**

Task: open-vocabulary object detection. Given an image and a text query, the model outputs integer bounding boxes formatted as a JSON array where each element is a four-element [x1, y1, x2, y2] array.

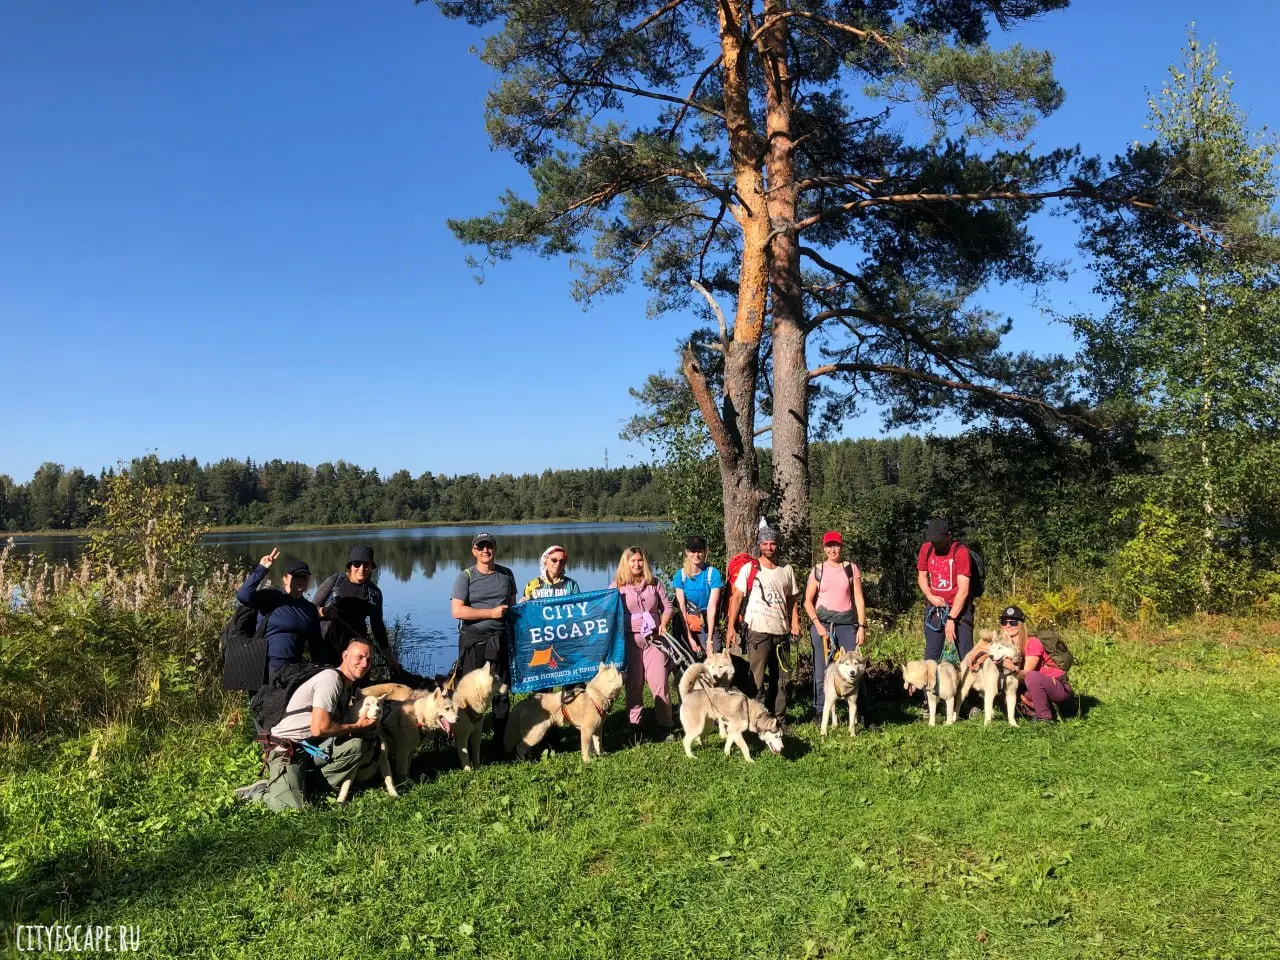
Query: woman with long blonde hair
[[672, 535, 723, 655], [612, 545, 674, 741], [962, 605, 1071, 721]]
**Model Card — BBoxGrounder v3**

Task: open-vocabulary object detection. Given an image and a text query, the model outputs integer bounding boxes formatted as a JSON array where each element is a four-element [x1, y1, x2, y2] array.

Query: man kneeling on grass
[[237, 640, 378, 811]]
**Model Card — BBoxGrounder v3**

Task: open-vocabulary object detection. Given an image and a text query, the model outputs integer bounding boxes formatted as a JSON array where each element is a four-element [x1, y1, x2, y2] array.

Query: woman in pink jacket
[[613, 545, 674, 741]]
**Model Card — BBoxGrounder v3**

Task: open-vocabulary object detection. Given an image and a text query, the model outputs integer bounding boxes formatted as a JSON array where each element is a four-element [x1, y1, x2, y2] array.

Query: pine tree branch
[[558, 76, 726, 122], [807, 361, 1095, 430], [795, 186, 1222, 242], [690, 279, 731, 352]]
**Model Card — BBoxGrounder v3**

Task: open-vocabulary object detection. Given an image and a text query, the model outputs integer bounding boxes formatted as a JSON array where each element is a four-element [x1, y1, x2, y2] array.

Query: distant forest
[[2, 438, 959, 534], [0, 456, 669, 531]]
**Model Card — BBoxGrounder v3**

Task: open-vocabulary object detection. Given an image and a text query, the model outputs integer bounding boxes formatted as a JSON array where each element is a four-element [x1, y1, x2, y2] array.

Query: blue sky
[[1, 0, 1275, 483]]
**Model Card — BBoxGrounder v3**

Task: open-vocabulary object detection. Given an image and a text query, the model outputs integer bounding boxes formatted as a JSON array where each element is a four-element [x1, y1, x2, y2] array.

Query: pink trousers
[[625, 638, 672, 726]]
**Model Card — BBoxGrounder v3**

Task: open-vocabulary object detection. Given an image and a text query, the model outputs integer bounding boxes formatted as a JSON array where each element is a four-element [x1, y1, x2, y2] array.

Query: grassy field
[[2, 620, 1278, 959]]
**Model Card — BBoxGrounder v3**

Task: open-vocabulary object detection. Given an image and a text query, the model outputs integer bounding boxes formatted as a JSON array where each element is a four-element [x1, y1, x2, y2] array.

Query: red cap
[[822, 531, 843, 546]]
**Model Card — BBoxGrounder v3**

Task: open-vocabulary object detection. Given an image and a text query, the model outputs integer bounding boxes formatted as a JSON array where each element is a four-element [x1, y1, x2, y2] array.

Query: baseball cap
[[924, 518, 951, 542], [285, 560, 311, 576], [822, 531, 843, 546], [1000, 605, 1026, 623], [472, 532, 497, 548], [685, 535, 708, 552]]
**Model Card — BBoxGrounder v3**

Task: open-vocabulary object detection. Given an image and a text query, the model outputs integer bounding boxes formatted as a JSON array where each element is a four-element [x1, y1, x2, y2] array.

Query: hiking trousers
[[625, 637, 672, 727], [810, 623, 858, 718], [922, 603, 974, 662], [1023, 672, 1072, 720], [746, 630, 791, 718], [263, 737, 370, 812]]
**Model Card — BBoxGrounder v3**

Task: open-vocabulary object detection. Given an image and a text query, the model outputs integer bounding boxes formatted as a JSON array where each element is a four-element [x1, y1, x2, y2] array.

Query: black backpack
[[249, 662, 335, 733], [966, 545, 986, 600], [219, 604, 270, 692]]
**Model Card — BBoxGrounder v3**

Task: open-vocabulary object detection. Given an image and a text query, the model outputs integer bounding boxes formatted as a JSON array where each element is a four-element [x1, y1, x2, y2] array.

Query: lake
[[8, 522, 671, 677]]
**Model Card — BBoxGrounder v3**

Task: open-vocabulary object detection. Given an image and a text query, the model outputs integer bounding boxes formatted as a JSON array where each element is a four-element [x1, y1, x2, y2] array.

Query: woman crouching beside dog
[[612, 546, 674, 743], [803, 531, 867, 723], [962, 605, 1072, 722]]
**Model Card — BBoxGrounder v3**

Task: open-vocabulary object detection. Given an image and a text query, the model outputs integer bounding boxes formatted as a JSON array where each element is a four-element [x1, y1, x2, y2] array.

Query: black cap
[[347, 545, 376, 568], [685, 535, 707, 552], [1000, 605, 1026, 622], [924, 518, 951, 542], [285, 560, 311, 576], [472, 532, 496, 548]]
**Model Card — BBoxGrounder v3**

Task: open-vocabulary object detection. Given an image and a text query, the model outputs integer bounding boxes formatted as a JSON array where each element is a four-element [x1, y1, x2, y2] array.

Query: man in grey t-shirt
[[254, 640, 379, 812], [450, 532, 517, 736]]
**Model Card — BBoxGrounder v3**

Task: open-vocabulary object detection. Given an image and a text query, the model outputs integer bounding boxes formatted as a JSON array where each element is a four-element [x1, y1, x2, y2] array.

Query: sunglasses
[[1000, 618, 1021, 626], [475, 544, 495, 551], [350, 562, 373, 569], [547, 556, 566, 564]]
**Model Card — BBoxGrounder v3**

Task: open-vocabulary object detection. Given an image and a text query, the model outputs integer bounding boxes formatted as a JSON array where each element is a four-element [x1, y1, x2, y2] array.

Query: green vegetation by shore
[[2, 619, 1277, 959]]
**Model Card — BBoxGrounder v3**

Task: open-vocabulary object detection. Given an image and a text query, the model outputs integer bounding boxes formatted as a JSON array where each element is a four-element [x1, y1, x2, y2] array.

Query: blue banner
[[509, 589, 626, 693]]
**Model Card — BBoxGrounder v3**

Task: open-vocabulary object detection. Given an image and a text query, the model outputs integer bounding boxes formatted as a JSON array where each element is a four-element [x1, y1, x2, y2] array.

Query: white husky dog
[[821, 647, 868, 737], [901, 659, 960, 726], [958, 638, 1021, 727], [678, 663, 784, 762], [336, 694, 393, 803]]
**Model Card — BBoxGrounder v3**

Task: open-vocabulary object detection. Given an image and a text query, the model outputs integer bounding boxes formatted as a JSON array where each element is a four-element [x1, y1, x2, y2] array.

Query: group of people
[[234, 519, 1074, 809]]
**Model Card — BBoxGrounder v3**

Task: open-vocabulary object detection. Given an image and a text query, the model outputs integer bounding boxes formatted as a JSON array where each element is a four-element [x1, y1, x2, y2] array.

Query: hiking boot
[[234, 779, 269, 802]]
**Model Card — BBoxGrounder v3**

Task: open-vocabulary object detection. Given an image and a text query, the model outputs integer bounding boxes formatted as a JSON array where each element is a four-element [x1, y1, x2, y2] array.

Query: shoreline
[[4, 516, 671, 539]]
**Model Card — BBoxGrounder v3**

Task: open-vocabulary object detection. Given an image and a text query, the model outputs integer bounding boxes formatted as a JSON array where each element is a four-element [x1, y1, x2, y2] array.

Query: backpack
[[219, 604, 270, 692], [249, 662, 337, 733], [1035, 628, 1074, 673], [813, 562, 854, 585], [727, 553, 760, 598], [926, 542, 985, 600], [461, 564, 517, 605]]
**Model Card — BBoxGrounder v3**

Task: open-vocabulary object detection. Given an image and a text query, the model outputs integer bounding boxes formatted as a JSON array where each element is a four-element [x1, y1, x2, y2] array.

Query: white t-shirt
[[734, 562, 799, 636], [269, 669, 351, 741]]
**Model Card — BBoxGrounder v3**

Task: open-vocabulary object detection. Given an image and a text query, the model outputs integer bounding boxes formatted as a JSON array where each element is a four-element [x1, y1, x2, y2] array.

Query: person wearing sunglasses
[[962, 605, 1072, 722], [314, 545, 400, 675], [522, 544, 581, 601], [235, 547, 324, 679], [451, 532, 518, 735]]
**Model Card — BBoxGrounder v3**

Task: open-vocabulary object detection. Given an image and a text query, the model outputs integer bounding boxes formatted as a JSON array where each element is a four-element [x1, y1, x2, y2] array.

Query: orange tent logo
[[528, 646, 561, 669]]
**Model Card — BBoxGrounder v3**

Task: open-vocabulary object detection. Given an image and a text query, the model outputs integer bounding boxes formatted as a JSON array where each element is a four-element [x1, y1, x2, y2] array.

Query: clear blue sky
[[1, 0, 1275, 483]]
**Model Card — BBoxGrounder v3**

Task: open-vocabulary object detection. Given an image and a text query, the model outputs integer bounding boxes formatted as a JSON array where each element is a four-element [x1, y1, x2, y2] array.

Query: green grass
[[2, 621, 1279, 959]]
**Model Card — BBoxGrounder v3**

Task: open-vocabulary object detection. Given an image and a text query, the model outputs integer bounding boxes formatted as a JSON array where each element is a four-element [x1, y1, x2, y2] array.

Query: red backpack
[[727, 553, 760, 598]]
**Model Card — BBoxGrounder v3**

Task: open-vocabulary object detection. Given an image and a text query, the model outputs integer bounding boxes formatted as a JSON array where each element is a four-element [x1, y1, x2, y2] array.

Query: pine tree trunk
[[761, 1, 810, 561]]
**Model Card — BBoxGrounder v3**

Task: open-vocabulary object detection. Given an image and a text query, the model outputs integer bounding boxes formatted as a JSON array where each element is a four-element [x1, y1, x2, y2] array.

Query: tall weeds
[[0, 540, 239, 741]]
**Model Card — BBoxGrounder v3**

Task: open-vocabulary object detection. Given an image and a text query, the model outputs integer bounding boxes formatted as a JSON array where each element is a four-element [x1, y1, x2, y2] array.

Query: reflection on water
[[9, 522, 672, 677]]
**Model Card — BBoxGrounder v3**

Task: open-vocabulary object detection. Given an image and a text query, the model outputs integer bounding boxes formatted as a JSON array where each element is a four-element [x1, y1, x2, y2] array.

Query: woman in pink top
[[612, 545, 674, 740], [963, 605, 1071, 721], [803, 531, 867, 721]]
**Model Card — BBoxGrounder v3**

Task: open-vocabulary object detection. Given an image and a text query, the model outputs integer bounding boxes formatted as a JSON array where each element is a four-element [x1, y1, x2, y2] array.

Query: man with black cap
[[313, 545, 401, 674], [916, 519, 975, 662], [451, 532, 518, 734], [235, 547, 324, 679], [726, 524, 800, 717]]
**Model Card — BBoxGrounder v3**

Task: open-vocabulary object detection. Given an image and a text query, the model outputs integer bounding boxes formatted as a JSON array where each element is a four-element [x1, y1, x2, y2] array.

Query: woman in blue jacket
[[236, 547, 324, 678]]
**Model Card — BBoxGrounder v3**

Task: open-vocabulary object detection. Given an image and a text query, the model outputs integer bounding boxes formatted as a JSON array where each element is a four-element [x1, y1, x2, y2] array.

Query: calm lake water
[[9, 522, 671, 677]]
